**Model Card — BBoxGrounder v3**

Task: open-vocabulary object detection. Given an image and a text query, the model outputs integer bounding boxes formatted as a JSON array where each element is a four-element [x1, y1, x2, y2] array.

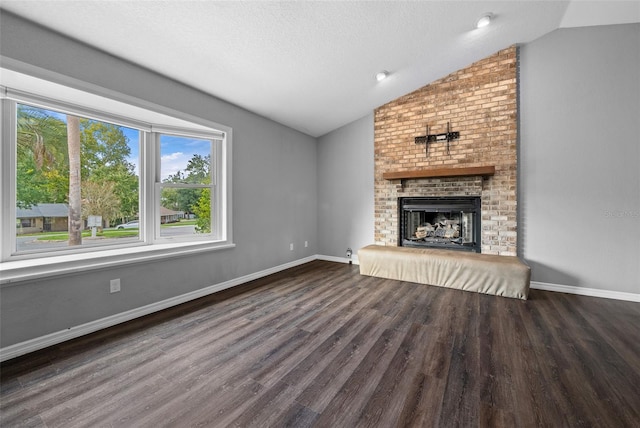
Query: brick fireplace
[[374, 46, 518, 256]]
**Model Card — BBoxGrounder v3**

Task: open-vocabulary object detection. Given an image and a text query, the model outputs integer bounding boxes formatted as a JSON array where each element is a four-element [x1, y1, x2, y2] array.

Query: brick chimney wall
[[374, 46, 518, 255]]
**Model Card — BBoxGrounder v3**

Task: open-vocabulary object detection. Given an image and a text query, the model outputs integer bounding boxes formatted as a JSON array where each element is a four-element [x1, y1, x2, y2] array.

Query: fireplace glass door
[[399, 197, 481, 252]]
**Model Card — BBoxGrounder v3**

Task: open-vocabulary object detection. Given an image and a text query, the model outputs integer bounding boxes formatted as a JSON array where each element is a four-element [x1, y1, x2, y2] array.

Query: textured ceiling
[[1, 1, 638, 137]]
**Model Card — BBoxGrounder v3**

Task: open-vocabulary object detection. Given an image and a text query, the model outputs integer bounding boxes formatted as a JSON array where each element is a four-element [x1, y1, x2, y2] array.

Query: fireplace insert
[[398, 196, 481, 252]]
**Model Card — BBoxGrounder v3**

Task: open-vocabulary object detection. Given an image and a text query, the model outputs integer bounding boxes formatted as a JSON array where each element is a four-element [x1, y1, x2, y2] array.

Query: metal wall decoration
[[414, 122, 460, 156]]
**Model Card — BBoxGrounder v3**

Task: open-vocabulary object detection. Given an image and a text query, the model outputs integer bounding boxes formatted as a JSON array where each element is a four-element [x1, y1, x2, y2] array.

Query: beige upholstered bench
[[358, 244, 531, 300]]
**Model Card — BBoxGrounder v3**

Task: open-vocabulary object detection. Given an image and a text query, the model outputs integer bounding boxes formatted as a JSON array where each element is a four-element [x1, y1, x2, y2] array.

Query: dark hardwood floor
[[1, 260, 639, 427]]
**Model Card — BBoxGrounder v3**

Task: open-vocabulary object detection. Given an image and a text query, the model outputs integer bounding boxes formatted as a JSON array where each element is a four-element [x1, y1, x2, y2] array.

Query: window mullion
[[1, 100, 17, 261], [145, 132, 159, 243]]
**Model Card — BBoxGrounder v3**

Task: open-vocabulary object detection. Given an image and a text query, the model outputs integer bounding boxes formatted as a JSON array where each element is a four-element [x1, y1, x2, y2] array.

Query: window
[[13, 102, 142, 253], [158, 133, 216, 238], [1, 70, 232, 269], [19, 218, 35, 228]]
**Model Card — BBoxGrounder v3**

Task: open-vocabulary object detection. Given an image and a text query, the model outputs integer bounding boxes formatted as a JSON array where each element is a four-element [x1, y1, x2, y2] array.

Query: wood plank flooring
[[1, 260, 639, 427]]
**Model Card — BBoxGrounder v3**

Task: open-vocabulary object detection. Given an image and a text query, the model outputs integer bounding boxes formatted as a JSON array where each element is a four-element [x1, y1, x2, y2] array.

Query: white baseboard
[[0, 255, 317, 362], [3, 257, 636, 362], [316, 254, 359, 265], [530, 281, 640, 302]]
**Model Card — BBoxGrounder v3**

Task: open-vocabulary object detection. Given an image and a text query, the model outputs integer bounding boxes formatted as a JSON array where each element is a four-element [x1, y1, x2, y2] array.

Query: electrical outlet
[[110, 278, 121, 293], [304, 241, 308, 248], [290, 243, 294, 251]]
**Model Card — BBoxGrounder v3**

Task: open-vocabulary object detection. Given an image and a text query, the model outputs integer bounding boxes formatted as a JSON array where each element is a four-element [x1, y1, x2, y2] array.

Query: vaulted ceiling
[[1, 1, 638, 137]]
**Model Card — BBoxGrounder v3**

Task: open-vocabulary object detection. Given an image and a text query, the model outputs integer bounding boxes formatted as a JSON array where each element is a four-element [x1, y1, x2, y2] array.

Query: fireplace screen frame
[[398, 196, 481, 253]]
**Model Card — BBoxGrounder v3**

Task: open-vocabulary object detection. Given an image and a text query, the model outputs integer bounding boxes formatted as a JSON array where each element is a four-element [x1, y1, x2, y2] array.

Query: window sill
[[0, 240, 236, 287]]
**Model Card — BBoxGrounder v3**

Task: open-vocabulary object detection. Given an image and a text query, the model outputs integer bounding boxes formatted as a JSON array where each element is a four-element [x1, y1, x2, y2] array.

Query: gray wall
[[317, 114, 375, 260], [0, 12, 318, 347], [519, 23, 639, 293]]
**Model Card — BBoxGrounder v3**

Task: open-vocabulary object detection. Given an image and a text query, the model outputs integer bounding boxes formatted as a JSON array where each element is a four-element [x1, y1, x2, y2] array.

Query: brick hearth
[[374, 46, 518, 255]]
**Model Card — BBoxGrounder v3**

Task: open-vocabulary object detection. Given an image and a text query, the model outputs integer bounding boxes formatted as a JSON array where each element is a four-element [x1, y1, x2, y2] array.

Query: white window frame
[[152, 128, 223, 243], [0, 68, 234, 284]]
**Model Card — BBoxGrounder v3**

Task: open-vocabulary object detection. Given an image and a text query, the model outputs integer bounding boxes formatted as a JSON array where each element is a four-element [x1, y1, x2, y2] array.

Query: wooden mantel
[[382, 166, 495, 181]]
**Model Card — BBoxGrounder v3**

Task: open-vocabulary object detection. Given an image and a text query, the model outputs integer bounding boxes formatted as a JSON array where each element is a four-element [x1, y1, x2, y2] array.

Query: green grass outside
[[30, 219, 198, 241], [162, 219, 197, 227], [36, 229, 138, 241]]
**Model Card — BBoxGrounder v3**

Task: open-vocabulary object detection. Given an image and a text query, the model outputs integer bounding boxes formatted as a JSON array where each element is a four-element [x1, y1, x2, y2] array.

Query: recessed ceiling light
[[375, 71, 389, 82], [476, 13, 493, 29]]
